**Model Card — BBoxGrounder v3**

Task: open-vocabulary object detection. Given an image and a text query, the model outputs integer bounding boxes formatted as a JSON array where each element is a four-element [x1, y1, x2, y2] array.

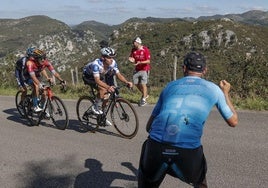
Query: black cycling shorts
[[82, 73, 114, 87], [138, 137, 207, 188]]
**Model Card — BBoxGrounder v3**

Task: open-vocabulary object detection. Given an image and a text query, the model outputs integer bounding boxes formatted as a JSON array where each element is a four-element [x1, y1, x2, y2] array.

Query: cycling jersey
[[129, 45, 151, 72], [149, 76, 233, 149], [24, 59, 56, 79], [15, 56, 27, 87], [83, 58, 119, 83]]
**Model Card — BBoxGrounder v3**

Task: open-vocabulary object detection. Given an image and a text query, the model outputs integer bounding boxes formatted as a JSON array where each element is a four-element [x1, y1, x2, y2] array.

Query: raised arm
[[219, 80, 238, 127]]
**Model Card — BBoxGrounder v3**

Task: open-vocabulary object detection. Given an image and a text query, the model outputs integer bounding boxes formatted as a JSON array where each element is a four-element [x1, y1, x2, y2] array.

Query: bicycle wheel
[[76, 96, 99, 132], [110, 98, 139, 139], [15, 90, 25, 117], [23, 95, 40, 126], [49, 96, 69, 130]]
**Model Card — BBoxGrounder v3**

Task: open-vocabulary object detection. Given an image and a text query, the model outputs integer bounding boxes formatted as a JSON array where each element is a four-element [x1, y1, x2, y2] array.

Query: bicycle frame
[[23, 82, 69, 129]]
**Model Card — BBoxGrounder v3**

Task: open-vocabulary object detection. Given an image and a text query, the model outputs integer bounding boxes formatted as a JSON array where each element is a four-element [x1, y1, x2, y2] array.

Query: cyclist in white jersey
[[83, 47, 133, 115], [138, 51, 238, 188]]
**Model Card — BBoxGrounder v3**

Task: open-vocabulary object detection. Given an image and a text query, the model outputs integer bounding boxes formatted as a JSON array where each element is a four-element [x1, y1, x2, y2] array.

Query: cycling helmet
[[26, 47, 36, 57], [100, 47, 116, 57], [183, 51, 206, 72], [32, 49, 46, 60]]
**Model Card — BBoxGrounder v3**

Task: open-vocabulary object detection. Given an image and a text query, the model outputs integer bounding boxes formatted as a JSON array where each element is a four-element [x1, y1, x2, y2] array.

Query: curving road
[[0, 95, 267, 188]]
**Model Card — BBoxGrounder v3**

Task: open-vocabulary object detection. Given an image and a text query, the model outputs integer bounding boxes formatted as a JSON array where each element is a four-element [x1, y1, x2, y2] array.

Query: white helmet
[[100, 47, 116, 57]]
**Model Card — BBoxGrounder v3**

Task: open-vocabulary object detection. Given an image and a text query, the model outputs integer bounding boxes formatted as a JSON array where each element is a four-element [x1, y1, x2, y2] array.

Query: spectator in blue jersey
[[138, 51, 238, 188], [82, 47, 133, 119], [14, 47, 36, 105]]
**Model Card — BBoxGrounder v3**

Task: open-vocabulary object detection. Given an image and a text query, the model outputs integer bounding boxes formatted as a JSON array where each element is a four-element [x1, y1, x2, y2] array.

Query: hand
[[126, 82, 133, 88], [107, 86, 115, 93], [128, 57, 135, 63], [60, 80, 66, 86], [60, 80, 67, 91], [219, 80, 231, 94], [38, 83, 44, 90], [47, 78, 53, 83]]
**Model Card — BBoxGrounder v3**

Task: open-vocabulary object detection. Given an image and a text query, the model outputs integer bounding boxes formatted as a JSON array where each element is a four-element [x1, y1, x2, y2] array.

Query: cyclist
[[14, 47, 36, 106], [24, 48, 66, 112], [82, 47, 133, 116], [138, 51, 238, 188]]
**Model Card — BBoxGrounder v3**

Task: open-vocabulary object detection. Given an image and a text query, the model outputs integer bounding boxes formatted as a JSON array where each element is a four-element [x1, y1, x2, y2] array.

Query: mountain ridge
[[0, 11, 267, 107]]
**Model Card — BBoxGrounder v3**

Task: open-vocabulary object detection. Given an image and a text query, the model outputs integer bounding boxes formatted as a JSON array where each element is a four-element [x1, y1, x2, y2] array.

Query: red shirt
[[25, 59, 55, 78], [129, 45, 151, 71]]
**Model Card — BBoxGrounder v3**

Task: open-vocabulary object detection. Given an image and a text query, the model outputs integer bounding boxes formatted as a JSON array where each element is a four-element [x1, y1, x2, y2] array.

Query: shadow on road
[[3, 108, 129, 139], [68, 119, 127, 139], [3, 108, 30, 126], [74, 158, 137, 188], [15, 156, 137, 188]]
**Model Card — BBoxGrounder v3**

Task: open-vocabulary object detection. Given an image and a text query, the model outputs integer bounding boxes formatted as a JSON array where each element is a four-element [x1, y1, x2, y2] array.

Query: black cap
[[183, 51, 206, 72]]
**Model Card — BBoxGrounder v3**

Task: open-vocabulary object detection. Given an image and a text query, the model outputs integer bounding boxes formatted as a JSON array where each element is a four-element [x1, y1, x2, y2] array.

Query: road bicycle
[[76, 85, 139, 139], [22, 82, 69, 130]]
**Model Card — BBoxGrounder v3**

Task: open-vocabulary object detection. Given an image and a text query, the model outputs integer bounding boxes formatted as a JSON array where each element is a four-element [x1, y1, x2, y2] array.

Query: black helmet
[[183, 51, 206, 72]]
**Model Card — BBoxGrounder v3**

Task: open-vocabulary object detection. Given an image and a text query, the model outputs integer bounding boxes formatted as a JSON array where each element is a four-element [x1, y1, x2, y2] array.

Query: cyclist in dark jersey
[[24, 49, 66, 112], [138, 51, 238, 188], [14, 47, 36, 105]]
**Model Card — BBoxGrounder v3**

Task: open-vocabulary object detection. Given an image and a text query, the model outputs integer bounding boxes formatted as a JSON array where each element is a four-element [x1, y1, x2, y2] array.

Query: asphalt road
[[0, 95, 267, 188]]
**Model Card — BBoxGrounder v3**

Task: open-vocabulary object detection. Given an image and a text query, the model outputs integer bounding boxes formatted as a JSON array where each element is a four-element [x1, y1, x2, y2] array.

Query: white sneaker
[[105, 119, 112, 126], [140, 98, 147, 106], [91, 105, 103, 115], [33, 106, 43, 112], [45, 109, 50, 118]]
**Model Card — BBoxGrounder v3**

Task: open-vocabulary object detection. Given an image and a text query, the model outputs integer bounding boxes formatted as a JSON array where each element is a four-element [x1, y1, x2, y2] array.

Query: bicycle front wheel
[[110, 98, 139, 139], [76, 96, 99, 132], [49, 96, 69, 130]]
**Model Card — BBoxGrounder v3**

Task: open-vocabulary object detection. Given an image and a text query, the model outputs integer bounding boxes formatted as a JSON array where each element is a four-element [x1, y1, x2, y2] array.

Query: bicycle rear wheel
[[76, 96, 99, 132], [15, 90, 25, 117], [23, 95, 40, 126], [110, 98, 139, 139], [49, 96, 69, 130]]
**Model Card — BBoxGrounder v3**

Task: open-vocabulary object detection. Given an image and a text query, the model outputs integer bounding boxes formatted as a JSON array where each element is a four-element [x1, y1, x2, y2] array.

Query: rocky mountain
[[0, 15, 99, 72], [0, 11, 267, 103]]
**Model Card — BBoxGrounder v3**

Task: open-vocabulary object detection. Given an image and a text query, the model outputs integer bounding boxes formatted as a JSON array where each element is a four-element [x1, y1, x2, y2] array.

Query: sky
[[1, 0, 267, 25]]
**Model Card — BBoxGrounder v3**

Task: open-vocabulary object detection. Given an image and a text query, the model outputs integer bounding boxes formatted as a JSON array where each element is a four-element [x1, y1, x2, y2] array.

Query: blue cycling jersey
[[149, 76, 233, 149], [83, 58, 119, 78]]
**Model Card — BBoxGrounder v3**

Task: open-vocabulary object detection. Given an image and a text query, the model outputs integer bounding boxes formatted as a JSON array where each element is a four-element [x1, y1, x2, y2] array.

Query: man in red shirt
[[128, 37, 151, 106]]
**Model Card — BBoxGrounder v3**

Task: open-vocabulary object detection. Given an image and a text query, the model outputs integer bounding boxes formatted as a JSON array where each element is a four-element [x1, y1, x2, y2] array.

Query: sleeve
[[45, 60, 56, 74], [26, 61, 35, 75], [144, 47, 151, 60], [215, 87, 233, 120], [92, 64, 100, 77], [113, 61, 120, 74]]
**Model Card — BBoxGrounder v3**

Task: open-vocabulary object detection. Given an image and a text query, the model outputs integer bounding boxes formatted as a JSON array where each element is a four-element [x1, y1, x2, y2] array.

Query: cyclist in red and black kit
[[24, 49, 66, 112], [128, 37, 151, 106]]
